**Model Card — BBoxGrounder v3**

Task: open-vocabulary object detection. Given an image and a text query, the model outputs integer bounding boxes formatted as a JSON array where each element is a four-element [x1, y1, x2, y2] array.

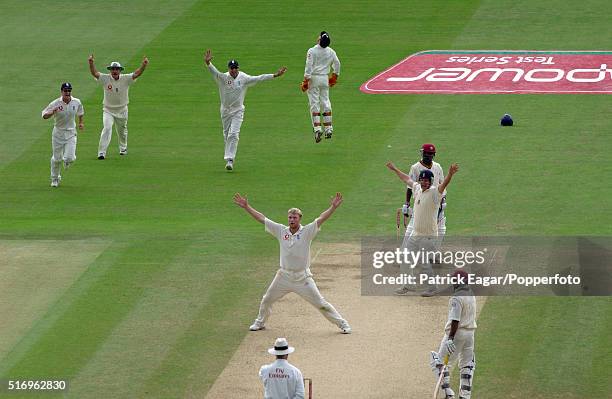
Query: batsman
[[430, 270, 477, 399]]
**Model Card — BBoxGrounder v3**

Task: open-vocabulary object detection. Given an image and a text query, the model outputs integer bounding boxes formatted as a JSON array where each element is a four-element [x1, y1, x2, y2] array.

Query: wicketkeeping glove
[[445, 338, 456, 355], [300, 79, 309, 92], [329, 73, 338, 87]]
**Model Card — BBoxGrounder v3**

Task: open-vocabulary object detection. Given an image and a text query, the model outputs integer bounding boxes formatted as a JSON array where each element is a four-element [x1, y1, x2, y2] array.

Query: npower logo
[[360, 50, 612, 94]]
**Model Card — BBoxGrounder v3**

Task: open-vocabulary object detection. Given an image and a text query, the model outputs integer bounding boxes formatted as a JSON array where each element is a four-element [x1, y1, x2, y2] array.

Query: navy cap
[[320, 31, 331, 48], [61, 82, 72, 91], [418, 169, 434, 182], [228, 59, 239, 69]]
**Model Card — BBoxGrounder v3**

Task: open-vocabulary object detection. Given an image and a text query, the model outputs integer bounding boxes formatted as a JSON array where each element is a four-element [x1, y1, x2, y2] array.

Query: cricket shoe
[[249, 321, 265, 331], [394, 285, 417, 296], [119, 149, 128, 156], [64, 161, 72, 170], [97, 153, 105, 160], [324, 130, 333, 139], [314, 130, 322, 143], [339, 322, 352, 334], [50, 178, 60, 188], [421, 285, 441, 297], [225, 159, 234, 171]]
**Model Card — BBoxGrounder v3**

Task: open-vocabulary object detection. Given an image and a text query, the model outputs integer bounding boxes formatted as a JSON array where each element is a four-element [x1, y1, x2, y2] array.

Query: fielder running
[[430, 269, 477, 399], [88, 54, 148, 159], [42, 82, 84, 188], [259, 337, 305, 399], [204, 49, 287, 171], [233, 192, 351, 334], [403, 143, 447, 238], [300, 31, 340, 143], [386, 161, 459, 296]]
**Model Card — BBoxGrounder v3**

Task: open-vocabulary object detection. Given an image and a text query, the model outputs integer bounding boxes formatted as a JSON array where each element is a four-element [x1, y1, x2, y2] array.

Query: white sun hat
[[106, 61, 124, 70], [268, 337, 295, 356]]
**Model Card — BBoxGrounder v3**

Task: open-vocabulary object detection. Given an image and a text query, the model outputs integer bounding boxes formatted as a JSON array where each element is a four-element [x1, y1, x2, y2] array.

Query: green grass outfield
[[1, 0, 611, 397]]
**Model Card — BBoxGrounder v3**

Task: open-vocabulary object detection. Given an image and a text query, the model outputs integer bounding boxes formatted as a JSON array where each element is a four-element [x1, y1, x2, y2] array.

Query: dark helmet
[[418, 169, 434, 183], [320, 31, 331, 48], [501, 114, 513, 126]]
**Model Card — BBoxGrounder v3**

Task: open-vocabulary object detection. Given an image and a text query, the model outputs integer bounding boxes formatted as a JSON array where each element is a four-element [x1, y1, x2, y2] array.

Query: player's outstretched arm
[[133, 56, 149, 79], [386, 162, 415, 186], [204, 49, 224, 80], [438, 163, 459, 194], [316, 193, 343, 227], [233, 193, 266, 224], [88, 54, 100, 79]]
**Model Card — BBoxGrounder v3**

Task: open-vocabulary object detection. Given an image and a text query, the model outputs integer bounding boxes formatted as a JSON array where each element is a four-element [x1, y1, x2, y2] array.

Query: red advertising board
[[360, 50, 612, 94]]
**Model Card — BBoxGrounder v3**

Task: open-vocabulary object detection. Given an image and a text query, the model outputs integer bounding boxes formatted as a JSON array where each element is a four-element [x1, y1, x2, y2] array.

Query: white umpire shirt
[[42, 97, 84, 138], [96, 73, 136, 117], [304, 44, 340, 78], [207, 63, 274, 116], [259, 359, 305, 399], [445, 293, 477, 333], [411, 182, 441, 236], [265, 218, 320, 280], [409, 161, 446, 196]]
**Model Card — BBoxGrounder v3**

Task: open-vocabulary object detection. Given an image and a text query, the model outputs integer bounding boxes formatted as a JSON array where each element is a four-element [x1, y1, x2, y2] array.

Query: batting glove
[[445, 338, 456, 355], [300, 79, 309, 92], [402, 204, 413, 217], [329, 73, 338, 87]]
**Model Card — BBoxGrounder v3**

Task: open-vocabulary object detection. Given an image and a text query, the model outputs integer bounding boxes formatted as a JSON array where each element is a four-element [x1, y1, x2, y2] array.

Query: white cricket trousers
[[50, 128, 77, 179], [98, 110, 128, 156], [307, 75, 332, 132], [255, 270, 347, 327], [399, 235, 437, 286], [221, 110, 243, 161]]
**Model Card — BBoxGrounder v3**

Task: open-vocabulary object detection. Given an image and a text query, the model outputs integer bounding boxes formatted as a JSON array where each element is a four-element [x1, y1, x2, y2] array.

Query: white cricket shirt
[[42, 97, 84, 130], [259, 359, 305, 399], [409, 161, 446, 196], [265, 218, 320, 278], [410, 182, 441, 236], [207, 63, 273, 115], [445, 293, 477, 332], [304, 44, 340, 78], [97, 73, 136, 115]]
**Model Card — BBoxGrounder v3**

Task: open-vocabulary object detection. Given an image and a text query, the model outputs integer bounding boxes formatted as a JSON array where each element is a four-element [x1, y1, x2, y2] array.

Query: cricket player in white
[[301, 31, 340, 143], [233, 192, 351, 334], [204, 49, 287, 171], [404, 143, 447, 237], [430, 269, 477, 399], [259, 337, 305, 399], [88, 54, 148, 159], [386, 161, 459, 296], [42, 82, 84, 187]]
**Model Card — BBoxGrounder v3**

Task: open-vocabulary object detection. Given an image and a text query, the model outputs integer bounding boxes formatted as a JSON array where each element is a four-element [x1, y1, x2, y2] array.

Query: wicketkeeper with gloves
[[429, 269, 477, 399], [301, 31, 340, 143]]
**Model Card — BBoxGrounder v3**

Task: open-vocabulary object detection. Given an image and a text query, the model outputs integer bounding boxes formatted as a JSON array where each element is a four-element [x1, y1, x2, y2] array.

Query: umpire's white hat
[[268, 338, 295, 355]]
